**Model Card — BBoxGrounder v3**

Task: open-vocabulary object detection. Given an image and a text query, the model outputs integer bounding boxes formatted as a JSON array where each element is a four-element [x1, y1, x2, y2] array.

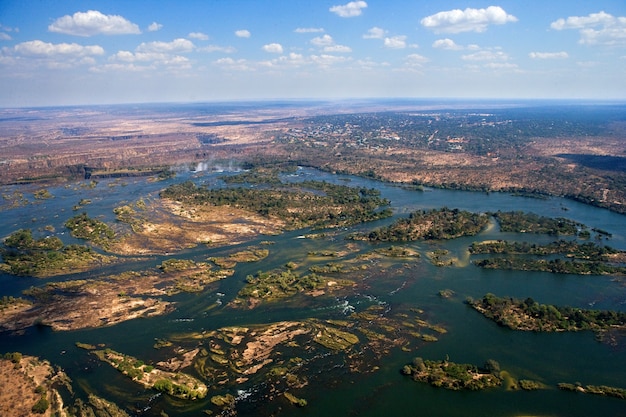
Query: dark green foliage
[[65, 212, 116, 246], [469, 293, 626, 332], [403, 357, 502, 390], [474, 257, 626, 275], [490, 211, 584, 235], [0, 228, 101, 277], [470, 239, 620, 260], [31, 396, 49, 413], [354, 207, 489, 242], [160, 179, 390, 229]]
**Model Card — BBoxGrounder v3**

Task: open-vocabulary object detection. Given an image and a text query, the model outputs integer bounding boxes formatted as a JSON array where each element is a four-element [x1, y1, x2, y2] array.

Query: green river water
[[1, 167, 625, 417]]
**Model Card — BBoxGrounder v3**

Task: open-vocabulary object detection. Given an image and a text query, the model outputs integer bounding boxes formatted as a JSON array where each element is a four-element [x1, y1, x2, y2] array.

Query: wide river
[[1, 167, 625, 417]]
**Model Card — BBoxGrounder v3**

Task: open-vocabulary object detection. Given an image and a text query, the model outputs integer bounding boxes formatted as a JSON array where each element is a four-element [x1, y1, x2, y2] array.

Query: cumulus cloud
[[189, 32, 209, 40], [550, 11, 626, 45], [0, 32, 12, 41], [432, 38, 463, 50], [12, 40, 104, 57], [148, 22, 163, 32], [405, 53, 429, 65], [2, 40, 104, 69], [384, 35, 407, 49], [263, 43, 284, 54], [198, 45, 236, 53], [330, 1, 367, 18], [235, 29, 251, 38], [48, 10, 141, 36], [421, 6, 517, 34], [324, 45, 352, 53], [295, 28, 324, 33], [529, 51, 569, 59], [363, 27, 386, 39], [462, 49, 509, 61], [136, 38, 195, 53], [311, 34, 334, 47]]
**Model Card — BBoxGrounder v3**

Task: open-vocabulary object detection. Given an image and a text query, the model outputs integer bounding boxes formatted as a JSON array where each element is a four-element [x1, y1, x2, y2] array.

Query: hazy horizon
[[1, 1, 625, 107]]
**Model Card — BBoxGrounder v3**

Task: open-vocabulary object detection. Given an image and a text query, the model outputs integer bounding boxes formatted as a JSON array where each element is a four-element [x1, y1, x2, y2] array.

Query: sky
[[0, 0, 625, 107]]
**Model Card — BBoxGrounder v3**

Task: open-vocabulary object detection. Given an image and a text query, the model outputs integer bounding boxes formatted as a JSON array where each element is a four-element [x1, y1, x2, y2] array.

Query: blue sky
[[0, 0, 625, 106]]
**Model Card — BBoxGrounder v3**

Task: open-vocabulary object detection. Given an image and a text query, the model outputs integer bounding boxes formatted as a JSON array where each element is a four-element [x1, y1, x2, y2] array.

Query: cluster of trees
[[238, 269, 335, 300], [402, 357, 502, 390], [470, 240, 620, 260], [161, 180, 391, 229], [65, 212, 116, 247], [490, 211, 584, 235], [0, 228, 103, 277], [353, 208, 489, 242], [474, 257, 626, 275], [468, 293, 626, 332]]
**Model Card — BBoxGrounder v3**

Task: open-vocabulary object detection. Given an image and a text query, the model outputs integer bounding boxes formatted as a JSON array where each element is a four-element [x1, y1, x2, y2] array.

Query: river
[[1, 167, 625, 417]]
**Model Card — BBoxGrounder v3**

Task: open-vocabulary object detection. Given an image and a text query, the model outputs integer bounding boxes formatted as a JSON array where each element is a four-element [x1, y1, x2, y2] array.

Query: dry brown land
[[0, 355, 68, 417]]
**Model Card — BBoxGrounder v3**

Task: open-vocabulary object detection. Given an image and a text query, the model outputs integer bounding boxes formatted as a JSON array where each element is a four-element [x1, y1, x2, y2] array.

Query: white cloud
[[363, 27, 386, 39], [48, 10, 141, 36], [136, 38, 195, 53], [384, 35, 407, 49], [235, 29, 251, 38], [405, 53, 429, 65], [484, 62, 518, 69], [295, 28, 324, 33], [0, 32, 12, 41], [529, 51, 569, 59], [421, 6, 517, 34], [189, 32, 209, 41], [148, 22, 163, 32], [310, 54, 351, 67], [2, 40, 104, 69], [12, 40, 104, 57], [329, 1, 367, 18], [214, 57, 253, 71], [263, 43, 283, 54], [324, 45, 352, 53], [462, 50, 509, 61], [550, 11, 626, 45], [198, 45, 236, 53], [432, 38, 463, 50], [311, 34, 335, 47]]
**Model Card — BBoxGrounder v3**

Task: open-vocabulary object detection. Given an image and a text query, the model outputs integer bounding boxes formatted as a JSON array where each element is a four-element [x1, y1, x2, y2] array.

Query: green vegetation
[[473, 257, 626, 275], [351, 208, 489, 242], [31, 395, 49, 413], [237, 268, 350, 302], [490, 211, 585, 235], [160, 179, 391, 229], [402, 357, 502, 390], [468, 293, 626, 332], [470, 239, 626, 275], [89, 348, 207, 400], [33, 188, 53, 200], [470, 240, 620, 260], [65, 212, 116, 247], [0, 228, 114, 277], [558, 382, 626, 400]]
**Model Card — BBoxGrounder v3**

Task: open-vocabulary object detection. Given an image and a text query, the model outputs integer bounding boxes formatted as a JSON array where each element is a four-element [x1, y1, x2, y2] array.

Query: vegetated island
[[0, 228, 116, 278], [489, 211, 588, 236], [160, 179, 392, 230], [470, 238, 626, 275], [79, 345, 208, 400], [401, 357, 503, 390], [349, 208, 489, 242], [558, 382, 626, 400], [467, 293, 626, 333]]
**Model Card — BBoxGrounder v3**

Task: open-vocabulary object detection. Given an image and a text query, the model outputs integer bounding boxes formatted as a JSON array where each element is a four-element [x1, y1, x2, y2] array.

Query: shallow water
[[1, 167, 625, 417]]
